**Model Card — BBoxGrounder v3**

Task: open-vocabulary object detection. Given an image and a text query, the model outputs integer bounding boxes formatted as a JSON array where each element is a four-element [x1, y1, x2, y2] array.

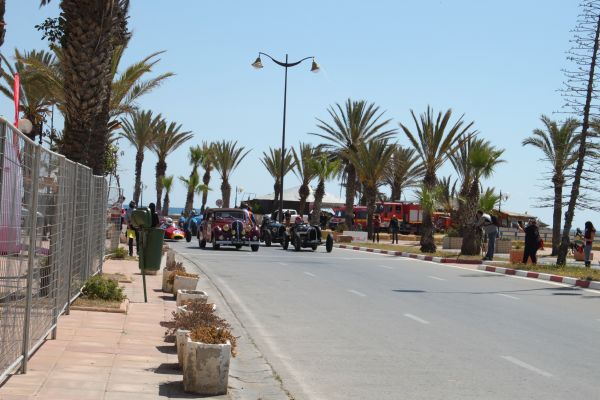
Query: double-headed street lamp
[[252, 52, 320, 222]]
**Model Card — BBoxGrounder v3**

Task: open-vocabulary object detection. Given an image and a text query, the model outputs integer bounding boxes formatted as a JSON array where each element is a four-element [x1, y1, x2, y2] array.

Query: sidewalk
[[0, 258, 200, 400]]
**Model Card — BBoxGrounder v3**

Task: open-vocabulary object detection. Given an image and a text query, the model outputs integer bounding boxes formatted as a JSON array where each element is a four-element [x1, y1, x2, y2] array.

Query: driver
[[295, 216, 303, 225], [284, 211, 292, 227]]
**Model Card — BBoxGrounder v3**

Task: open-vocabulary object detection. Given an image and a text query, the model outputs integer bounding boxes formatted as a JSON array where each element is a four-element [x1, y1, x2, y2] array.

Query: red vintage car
[[198, 208, 260, 252], [160, 217, 185, 240]]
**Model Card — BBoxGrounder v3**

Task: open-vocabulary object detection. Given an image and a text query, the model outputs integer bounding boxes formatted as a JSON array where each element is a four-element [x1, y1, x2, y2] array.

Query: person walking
[[389, 214, 399, 244], [126, 201, 138, 256], [477, 210, 499, 261], [372, 214, 381, 243], [584, 220, 595, 268], [523, 218, 541, 264], [149, 202, 160, 228]]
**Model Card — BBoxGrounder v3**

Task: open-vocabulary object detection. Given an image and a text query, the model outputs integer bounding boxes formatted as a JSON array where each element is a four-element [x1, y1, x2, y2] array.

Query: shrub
[[335, 223, 347, 233], [167, 270, 198, 284], [111, 247, 128, 259], [190, 326, 237, 357], [81, 275, 125, 302], [164, 301, 229, 339], [446, 228, 460, 237]]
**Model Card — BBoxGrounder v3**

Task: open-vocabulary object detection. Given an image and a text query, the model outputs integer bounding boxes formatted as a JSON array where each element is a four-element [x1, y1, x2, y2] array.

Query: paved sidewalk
[[0, 258, 212, 400]]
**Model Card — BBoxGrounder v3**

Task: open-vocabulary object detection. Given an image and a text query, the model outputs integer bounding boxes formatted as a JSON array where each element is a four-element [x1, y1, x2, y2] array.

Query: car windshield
[[214, 211, 245, 220]]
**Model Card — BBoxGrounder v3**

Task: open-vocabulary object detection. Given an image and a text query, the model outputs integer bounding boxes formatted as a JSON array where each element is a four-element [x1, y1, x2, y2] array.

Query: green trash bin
[[132, 208, 151, 229], [140, 228, 164, 271]]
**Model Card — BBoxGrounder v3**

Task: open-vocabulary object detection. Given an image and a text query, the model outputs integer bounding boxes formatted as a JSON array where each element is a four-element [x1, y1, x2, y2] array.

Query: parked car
[[198, 208, 260, 252], [283, 217, 333, 252], [259, 215, 286, 246]]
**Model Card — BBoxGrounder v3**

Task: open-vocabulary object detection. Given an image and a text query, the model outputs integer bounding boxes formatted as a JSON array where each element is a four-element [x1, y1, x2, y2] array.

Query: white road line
[[278, 262, 288, 266], [496, 293, 520, 300], [501, 356, 553, 378], [403, 313, 430, 324], [427, 275, 445, 281], [348, 289, 367, 297], [303, 272, 316, 277], [378, 265, 393, 270]]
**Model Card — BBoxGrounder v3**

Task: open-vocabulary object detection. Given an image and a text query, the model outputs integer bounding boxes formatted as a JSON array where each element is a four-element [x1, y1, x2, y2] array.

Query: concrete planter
[[166, 250, 175, 268], [176, 329, 191, 368], [495, 239, 512, 254], [183, 339, 231, 395], [173, 275, 199, 296], [162, 269, 175, 293], [176, 290, 208, 307], [442, 236, 463, 249]]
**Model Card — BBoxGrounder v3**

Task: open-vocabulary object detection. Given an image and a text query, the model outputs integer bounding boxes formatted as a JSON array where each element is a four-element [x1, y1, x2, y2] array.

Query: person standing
[[372, 214, 381, 243], [523, 219, 541, 264], [389, 215, 399, 244], [584, 221, 595, 268], [149, 202, 160, 228], [477, 210, 498, 261], [126, 201, 138, 256]]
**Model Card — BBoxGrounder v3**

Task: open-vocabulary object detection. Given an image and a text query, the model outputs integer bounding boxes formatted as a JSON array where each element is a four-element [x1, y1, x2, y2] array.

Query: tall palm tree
[[199, 141, 215, 212], [292, 143, 318, 216], [436, 176, 458, 215], [384, 145, 424, 201], [400, 107, 474, 253], [344, 140, 395, 238], [151, 119, 193, 212], [0, 0, 5, 49], [183, 145, 203, 216], [450, 137, 478, 236], [119, 110, 162, 205], [479, 187, 500, 214], [460, 140, 505, 255], [523, 116, 579, 255], [212, 140, 251, 207], [311, 98, 397, 227], [161, 175, 174, 216], [179, 172, 211, 211], [261, 147, 295, 209], [309, 154, 341, 225]]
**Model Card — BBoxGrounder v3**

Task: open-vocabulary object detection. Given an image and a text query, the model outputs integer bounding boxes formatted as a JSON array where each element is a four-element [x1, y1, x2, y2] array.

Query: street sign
[[216, 199, 223, 207]]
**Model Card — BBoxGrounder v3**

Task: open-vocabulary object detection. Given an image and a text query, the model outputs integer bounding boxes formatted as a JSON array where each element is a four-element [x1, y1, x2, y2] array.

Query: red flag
[[13, 73, 19, 126]]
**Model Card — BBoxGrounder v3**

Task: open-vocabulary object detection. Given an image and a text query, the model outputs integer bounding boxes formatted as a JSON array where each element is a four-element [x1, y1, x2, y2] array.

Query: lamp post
[[252, 52, 319, 222], [498, 191, 509, 226]]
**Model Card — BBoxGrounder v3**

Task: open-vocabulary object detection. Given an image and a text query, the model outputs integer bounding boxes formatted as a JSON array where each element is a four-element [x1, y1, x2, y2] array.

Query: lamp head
[[310, 58, 320, 73], [251, 56, 263, 69], [17, 118, 33, 134]]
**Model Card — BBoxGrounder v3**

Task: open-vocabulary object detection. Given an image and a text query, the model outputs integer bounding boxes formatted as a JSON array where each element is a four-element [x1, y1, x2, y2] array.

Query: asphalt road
[[170, 240, 600, 400]]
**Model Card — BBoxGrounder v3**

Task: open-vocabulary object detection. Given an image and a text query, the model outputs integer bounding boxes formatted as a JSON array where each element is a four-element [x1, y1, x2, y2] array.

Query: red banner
[[13, 73, 19, 126]]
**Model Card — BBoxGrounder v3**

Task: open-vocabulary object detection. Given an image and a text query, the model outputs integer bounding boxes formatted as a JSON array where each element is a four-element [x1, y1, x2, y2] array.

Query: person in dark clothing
[[126, 201, 138, 256], [372, 214, 381, 243], [149, 203, 160, 228], [583, 220, 595, 267], [389, 215, 399, 244], [523, 219, 541, 264]]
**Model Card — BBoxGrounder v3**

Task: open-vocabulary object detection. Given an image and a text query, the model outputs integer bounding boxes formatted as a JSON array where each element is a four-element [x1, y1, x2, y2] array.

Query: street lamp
[[498, 191, 510, 226], [252, 52, 320, 222]]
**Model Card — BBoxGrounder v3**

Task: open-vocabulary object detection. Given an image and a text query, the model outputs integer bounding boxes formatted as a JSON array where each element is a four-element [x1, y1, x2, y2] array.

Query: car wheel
[[212, 236, 220, 250], [185, 231, 192, 242], [199, 239, 206, 249], [283, 234, 289, 250], [235, 244, 242, 250], [326, 234, 333, 253], [311, 245, 318, 251], [251, 244, 259, 252], [265, 231, 272, 247], [294, 234, 301, 252]]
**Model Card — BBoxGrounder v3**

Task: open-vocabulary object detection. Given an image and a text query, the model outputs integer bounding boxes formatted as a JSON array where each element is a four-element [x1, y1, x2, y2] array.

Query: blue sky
[[3, 1, 595, 228]]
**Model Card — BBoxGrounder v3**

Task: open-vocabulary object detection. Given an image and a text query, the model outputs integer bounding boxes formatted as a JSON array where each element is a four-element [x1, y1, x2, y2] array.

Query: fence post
[[100, 179, 107, 271], [0, 124, 5, 215], [50, 156, 66, 340], [85, 178, 95, 279], [65, 166, 78, 315], [21, 145, 41, 374]]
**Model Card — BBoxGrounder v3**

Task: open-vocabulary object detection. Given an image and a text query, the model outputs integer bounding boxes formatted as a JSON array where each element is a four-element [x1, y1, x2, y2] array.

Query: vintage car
[[283, 218, 334, 252], [184, 213, 203, 242], [160, 217, 185, 240], [259, 215, 286, 246], [198, 208, 260, 251]]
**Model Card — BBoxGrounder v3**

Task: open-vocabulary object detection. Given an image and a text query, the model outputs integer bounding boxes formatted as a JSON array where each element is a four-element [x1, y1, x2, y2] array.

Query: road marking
[[378, 265, 394, 269], [403, 313, 430, 324], [501, 356, 553, 377], [303, 272, 316, 277], [278, 262, 288, 266], [348, 289, 367, 297], [496, 293, 520, 300], [428, 275, 445, 281]]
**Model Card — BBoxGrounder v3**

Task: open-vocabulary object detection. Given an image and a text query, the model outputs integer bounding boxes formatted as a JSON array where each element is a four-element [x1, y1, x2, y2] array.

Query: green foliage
[[111, 247, 128, 260], [446, 228, 460, 237], [81, 275, 125, 302], [35, 17, 65, 45]]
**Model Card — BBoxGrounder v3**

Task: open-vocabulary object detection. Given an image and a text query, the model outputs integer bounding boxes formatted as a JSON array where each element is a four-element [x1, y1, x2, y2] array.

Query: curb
[[334, 243, 600, 290]]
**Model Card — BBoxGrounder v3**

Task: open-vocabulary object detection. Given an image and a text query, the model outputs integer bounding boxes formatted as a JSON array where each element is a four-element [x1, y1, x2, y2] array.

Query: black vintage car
[[283, 220, 334, 252], [260, 216, 286, 246]]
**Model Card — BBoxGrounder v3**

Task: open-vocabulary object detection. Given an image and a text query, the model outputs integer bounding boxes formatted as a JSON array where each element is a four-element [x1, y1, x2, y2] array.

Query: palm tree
[[343, 139, 395, 239], [479, 187, 500, 213], [292, 143, 318, 216], [309, 154, 341, 225], [450, 137, 478, 236], [119, 110, 162, 205], [183, 145, 203, 216], [400, 107, 474, 252], [179, 172, 211, 211], [311, 99, 397, 227], [261, 147, 295, 209], [0, 1, 5, 49], [384, 145, 424, 201], [151, 119, 193, 212], [523, 116, 579, 255], [436, 176, 458, 215], [199, 141, 214, 212], [460, 140, 505, 255], [161, 175, 174, 216], [212, 140, 251, 207]]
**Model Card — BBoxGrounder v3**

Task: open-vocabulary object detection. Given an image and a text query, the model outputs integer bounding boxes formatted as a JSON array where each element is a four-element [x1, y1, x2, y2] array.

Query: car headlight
[[253, 235, 258, 241], [242, 228, 246, 235], [223, 224, 230, 231], [219, 235, 224, 240], [272, 227, 278, 233]]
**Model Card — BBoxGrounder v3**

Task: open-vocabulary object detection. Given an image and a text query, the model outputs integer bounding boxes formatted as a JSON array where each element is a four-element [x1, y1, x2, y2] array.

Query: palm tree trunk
[[133, 151, 143, 205], [365, 186, 376, 240], [311, 179, 325, 225], [201, 168, 211, 212], [155, 159, 167, 212], [0, 0, 5, 48], [163, 192, 170, 216], [298, 183, 310, 217], [390, 180, 401, 202], [184, 186, 194, 216], [420, 173, 437, 253], [460, 179, 481, 255], [221, 179, 231, 208], [273, 180, 280, 214], [552, 177, 563, 256], [89, 85, 111, 175], [344, 164, 356, 228]]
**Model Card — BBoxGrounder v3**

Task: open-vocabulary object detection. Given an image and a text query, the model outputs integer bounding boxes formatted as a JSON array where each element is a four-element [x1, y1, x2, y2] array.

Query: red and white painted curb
[[335, 243, 600, 290]]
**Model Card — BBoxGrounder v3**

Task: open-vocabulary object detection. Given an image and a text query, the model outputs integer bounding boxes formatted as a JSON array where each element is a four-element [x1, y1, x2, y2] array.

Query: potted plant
[[183, 326, 237, 395], [170, 271, 200, 296], [495, 236, 513, 254], [162, 261, 185, 293], [442, 229, 462, 249], [176, 329, 190, 368], [176, 290, 208, 307], [509, 243, 525, 264]]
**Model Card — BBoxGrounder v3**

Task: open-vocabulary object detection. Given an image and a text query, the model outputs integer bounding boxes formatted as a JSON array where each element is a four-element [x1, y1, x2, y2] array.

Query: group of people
[[370, 214, 400, 244]]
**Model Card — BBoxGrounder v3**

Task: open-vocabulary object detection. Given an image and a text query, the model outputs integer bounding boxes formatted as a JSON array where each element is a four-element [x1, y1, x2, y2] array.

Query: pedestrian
[[523, 218, 541, 264], [149, 202, 160, 228], [389, 214, 399, 244], [477, 210, 498, 261], [319, 212, 327, 229], [372, 213, 381, 243], [126, 201, 138, 256], [584, 220, 595, 268]]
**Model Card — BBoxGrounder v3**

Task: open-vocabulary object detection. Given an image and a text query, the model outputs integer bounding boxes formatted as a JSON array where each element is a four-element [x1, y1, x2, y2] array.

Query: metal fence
[[0, 117, 108, 383]]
